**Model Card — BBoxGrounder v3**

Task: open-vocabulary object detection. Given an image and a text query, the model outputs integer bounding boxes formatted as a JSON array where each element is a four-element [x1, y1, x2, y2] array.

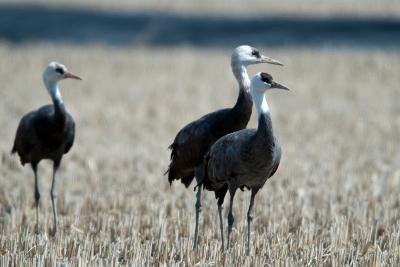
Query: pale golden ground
[[0, 44, 399, 266]]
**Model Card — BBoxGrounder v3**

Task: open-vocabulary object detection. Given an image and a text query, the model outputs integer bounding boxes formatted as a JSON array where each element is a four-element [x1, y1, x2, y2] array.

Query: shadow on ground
[[0, 4, 399, 48]]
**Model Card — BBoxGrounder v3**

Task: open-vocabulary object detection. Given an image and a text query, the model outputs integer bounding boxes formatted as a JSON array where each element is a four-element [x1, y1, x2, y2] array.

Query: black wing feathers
[[12, 105, 75, 165]]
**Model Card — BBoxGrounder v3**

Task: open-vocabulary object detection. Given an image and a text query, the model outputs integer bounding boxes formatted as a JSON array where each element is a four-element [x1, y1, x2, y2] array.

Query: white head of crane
[[251, 72, 289, 114], [231, 45, 283, 89], [231, 45, 283, 67], [43, 62, 81, 84], [42, 62, 81, 103]]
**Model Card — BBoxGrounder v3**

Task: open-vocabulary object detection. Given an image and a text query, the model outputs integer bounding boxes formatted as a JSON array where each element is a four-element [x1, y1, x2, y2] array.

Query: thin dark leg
[[215, 185, 228, 250], [193, 185, 202, 250], [247, 189, 258, 255], [50, 160, 60, 236], [227, 186, 237, 250], [217, 203, 224, 250], [31, 163, 40, 234]]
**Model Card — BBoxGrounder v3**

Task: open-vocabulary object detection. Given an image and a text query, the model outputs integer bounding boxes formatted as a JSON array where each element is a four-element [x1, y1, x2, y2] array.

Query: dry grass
[[0, 43, 399, 266]]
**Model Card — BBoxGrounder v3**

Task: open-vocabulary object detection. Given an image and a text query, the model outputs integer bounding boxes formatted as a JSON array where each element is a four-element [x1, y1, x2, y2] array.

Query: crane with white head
[[201, 72, 289, 254], [12, 62, 81, 235], [165, 45, 283, 250]]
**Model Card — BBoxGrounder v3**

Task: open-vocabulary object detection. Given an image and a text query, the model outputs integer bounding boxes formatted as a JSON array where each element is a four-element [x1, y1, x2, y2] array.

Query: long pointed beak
[[64, 71, 82, 80], [271, 81, 290, 90], [261, 55, 284, 66]]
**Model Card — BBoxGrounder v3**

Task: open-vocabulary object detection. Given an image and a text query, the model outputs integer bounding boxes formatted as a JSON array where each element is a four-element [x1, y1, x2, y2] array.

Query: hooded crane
[[11, 62, 81, 235], [202, 72, 289, 254], [166, 45, 283, 249]]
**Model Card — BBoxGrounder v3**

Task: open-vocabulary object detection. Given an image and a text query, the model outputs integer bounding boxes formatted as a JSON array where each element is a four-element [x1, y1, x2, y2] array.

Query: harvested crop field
[[0, 1, 400, 266]]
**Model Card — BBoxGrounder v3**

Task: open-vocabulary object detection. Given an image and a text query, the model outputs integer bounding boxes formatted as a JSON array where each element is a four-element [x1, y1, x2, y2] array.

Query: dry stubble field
[[0, 44, 399, 266]]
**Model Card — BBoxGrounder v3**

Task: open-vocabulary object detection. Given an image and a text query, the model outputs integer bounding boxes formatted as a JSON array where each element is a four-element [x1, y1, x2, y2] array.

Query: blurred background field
[[5, 0, 400, 16], [0, 1, 399, 266]]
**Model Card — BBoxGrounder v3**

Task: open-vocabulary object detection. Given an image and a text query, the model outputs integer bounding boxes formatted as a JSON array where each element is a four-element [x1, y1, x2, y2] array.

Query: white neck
[[251, 89, 269, 115], [45, 81, 63, 104], [232, 63, 250, 91]]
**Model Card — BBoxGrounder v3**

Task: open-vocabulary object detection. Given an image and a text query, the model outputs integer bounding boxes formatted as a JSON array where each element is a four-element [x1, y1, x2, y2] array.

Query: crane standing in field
[[11, 62, 81, 235], [166, 45, 283, 249], [202, 72, 289, 254]]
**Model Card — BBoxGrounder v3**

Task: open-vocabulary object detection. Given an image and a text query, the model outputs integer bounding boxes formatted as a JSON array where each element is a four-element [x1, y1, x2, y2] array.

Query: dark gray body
[[202, 112, 281, 204], [12, 101, 75, 166], [166, 88, 252, 187]]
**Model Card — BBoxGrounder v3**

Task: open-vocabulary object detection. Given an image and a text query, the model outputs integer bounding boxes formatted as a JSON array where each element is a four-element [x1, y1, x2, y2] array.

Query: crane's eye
[[251, 50, 260, 58], [55, 67, 64, 74]]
